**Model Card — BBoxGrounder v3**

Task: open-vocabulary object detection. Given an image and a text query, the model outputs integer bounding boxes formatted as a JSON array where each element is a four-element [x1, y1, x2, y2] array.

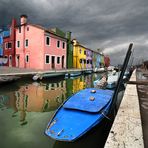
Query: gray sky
[[0, 0, 148, 65]]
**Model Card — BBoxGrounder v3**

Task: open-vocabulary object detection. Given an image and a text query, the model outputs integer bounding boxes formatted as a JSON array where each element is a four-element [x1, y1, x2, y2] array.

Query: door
[[51, 56, 55, 69], [9, 55, 12, 67], [62, 56, 64, 68], [16, 55, 20, 67]]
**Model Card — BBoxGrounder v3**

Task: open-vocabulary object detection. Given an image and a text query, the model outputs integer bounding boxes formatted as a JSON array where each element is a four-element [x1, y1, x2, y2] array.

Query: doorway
[[51, 56, 55, 69], [62, 56, 64, 68], [9, 55, 12, 67], [16, 55, 20, 67]]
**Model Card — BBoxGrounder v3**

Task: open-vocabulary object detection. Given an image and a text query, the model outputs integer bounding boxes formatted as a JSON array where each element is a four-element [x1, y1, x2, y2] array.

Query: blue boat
[[45, 43, 133, 142], [45, 88, 114, 141]]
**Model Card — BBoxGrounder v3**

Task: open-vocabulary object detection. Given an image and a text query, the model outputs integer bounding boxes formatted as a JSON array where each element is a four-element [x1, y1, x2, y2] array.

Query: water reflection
[[0, 75, 94, 126], [1, 73, 120, 148]]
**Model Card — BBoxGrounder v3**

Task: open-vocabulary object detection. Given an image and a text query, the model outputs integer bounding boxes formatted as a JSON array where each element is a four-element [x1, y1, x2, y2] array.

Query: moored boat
[[0, 76, 20, 84], [45, 88, 114, 141], [94, 72, 120, 89], [65, 72, 81, 78], [45, 43, 133, 142]]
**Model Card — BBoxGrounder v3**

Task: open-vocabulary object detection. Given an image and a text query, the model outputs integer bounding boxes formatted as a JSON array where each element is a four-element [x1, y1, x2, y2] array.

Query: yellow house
[[73, 39, 86, 69]]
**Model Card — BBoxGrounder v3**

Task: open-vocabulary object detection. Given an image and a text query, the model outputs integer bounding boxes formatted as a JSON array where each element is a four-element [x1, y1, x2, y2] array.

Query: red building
[[3, 19, 17, 67], [104, 56, 110, 67]]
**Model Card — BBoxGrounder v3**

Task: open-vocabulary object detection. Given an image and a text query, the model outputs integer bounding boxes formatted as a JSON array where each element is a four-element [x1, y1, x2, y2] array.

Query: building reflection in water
[[0, 75, 93, 126]]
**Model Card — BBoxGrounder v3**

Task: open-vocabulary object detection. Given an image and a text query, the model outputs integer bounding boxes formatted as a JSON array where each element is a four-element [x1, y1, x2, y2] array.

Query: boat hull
[[45, 88, 114, 141]]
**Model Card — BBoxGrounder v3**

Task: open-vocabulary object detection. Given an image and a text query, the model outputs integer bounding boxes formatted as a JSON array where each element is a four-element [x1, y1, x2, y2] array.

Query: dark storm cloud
[[0, 0, 148, 65]]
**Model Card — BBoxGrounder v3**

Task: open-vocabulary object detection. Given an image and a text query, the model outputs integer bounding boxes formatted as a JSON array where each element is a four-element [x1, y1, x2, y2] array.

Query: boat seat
[[63, 88, 114, 113]]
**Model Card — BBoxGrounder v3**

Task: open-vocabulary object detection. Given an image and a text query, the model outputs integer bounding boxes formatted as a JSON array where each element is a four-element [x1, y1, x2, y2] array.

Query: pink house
[[15, 15, 67, 70]]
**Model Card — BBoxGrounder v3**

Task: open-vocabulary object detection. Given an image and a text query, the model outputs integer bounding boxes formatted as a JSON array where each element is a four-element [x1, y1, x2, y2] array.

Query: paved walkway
[[105, 69, 144, 148], [137, 69, 148, 148], [0, 66, 92, 76]]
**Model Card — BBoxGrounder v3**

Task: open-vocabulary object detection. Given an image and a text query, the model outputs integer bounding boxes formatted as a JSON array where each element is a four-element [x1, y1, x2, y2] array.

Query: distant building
[[86, 48, 93, 69], [104, 56, 110, 67], [100, 54, 105, 67], [15, 15, 67, 70], [73, 39, 86, 69], [3, 19, 17, 67], [0, 29, 10, 56], [0, 29, 10, 65], [92, 51, 102, 69]]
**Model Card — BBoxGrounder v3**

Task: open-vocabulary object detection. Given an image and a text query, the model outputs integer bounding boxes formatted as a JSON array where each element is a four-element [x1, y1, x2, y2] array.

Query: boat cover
[[63, 88, 114, 113]]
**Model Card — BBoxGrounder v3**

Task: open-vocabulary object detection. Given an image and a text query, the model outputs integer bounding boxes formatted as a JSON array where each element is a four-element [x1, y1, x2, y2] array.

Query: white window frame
[[25, 39, 28, 47], [62, 42, 65, 49], [8, 42, 12, 49], [57, 40, 60, 48], [17, 41, 20, 48], [45, 54, 50, 64], [57, 57, 60, 64], [46, 36, 50, 46], [26, 54, 29, 63]]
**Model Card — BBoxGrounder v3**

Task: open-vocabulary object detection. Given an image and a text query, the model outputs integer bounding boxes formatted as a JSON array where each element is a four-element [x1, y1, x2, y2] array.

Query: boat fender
[[91, 90, 96, 93], [89, 96, 95, 101]]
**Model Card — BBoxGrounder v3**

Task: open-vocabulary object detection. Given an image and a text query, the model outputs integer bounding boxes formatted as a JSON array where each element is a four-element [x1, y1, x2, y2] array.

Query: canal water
[[0, 73, 124, 148]]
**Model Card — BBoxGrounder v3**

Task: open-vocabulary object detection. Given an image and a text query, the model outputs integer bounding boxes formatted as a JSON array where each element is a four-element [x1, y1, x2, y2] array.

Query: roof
[[28, 24, 67, 40]]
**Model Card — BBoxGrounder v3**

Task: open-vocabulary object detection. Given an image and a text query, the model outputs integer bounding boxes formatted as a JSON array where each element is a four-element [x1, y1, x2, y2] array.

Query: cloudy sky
[[0, 0, 148, 65]]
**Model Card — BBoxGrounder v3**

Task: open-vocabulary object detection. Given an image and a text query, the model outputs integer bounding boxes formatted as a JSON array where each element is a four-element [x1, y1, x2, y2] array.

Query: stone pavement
[[105, 69, 144, 148], [137, 69, 148, 148], [0, 66, 39, 75]]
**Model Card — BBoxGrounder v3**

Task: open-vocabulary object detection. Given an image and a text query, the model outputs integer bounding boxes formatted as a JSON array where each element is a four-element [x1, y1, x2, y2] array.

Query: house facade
[[15, 15, 67, 70], [0, 29, 10, 56], [73, 39, 86, 69], [104, 56, 110, 67], [100, 54, 105, 67], [86, 48, 93, 69], [3, 19, 16, 67]]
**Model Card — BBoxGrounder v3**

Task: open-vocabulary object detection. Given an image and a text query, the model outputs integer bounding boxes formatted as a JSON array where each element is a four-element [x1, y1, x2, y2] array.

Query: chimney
[[66, 31, 71, 41], [20, 14, 28, 25]]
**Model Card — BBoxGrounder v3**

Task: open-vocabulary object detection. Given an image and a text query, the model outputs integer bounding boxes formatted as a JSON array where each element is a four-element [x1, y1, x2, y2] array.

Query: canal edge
[[105, 69, 144, 148]]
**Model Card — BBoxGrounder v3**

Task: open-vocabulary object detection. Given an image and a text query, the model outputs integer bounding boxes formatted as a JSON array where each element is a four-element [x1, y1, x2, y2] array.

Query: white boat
[[65, 72, 81, 78], [93, 67, 105, 73], [94, 72, 120, 89]]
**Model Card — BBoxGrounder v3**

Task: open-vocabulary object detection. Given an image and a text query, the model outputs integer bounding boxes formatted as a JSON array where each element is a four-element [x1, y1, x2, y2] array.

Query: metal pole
[[109, 43, 133, 113]]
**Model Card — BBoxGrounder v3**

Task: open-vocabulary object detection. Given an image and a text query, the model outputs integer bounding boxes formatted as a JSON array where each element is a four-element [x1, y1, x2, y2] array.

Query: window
[[27, 27, 29, 31], [87, 60, 89, 64], [84, 51, 86, 55], [17, 41, 20, 48], [63, 42, 65, 49], [45, 55, 50, 64], [26, 55, 29, 63], [25, 39, 28, 47], [19, 27, 21, 33], [57, 41, 60, 48], [8, 43, 12, 48], [80, 59, 82, 63], [46, 36, 50, 45], [79, 49, 82, 54], [57, 57, 60, 64], [84, 59, 86, 64]]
